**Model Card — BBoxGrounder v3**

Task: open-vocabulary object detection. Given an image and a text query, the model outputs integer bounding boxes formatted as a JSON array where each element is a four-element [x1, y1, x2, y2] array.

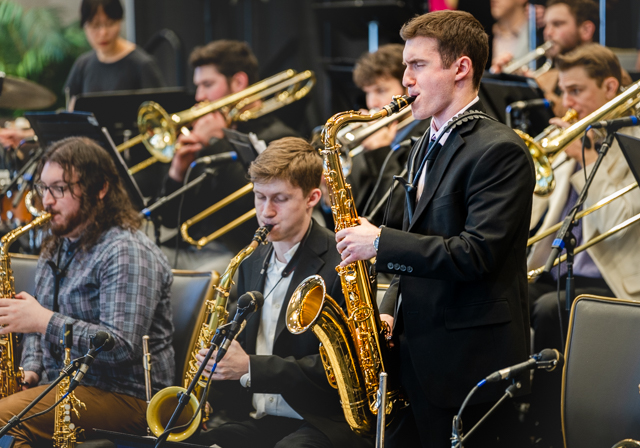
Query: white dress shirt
[[248, 243, 303, 420], [416, 96, 480, 200]]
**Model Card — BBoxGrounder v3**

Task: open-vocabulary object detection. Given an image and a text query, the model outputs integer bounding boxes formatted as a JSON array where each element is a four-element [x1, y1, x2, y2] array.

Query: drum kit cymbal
[[0, 71, 56, 110]]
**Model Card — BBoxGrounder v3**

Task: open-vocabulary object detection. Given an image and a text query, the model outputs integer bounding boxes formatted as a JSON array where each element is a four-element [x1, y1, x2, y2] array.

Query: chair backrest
[[9, 253, 39, 295], [169, 269, 219, 384], [562, 295, 640, 448]]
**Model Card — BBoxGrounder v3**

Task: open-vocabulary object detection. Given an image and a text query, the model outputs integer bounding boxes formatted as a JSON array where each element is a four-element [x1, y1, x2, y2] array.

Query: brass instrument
[[181, 184, 255, 249], [503, 41, 554, 77], [0, 212, 52, 399], [515, 108, 579, 196], [528, 182, 638, 247], [527, 211, 640, 281], [286, 95, 413, 436], [53, 323, 86, 448], [146, 225, 272, 442], [612, 440, 640, 448], [540, 79, 640, 157], [117, 70, 315, 175]]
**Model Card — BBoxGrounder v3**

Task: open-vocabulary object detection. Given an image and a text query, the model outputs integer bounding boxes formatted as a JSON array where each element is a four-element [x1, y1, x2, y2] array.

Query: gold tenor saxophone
[[53, 323, 86, 448], [0, 212, 52, 399], [286, 96, 413, 436], [146, 225, 272, 441]]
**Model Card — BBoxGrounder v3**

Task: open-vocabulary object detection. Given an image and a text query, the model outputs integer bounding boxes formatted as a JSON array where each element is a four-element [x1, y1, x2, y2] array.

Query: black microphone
[[588, 115, 640, 132], [506, 98, 553, 113], [215, 291, 264, 363], [67, 331, 115, 392], [189, 151, 238, 168], [484, 349, 563, 383]]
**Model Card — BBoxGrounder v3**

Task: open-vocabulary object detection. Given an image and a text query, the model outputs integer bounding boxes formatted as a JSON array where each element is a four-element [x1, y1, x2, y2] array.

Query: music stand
[[73, 87, 194, 146], [91, 429, 217, 448], [222, 128, 261, 169], [479, 72, 554, 135], [24, 111, 146, 210], [616, 132, 640, 184]]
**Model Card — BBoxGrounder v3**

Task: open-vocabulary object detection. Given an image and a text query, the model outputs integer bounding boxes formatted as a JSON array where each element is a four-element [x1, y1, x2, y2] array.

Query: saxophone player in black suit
[[336, 10, 535, 447], [194, 137, 371, 448]]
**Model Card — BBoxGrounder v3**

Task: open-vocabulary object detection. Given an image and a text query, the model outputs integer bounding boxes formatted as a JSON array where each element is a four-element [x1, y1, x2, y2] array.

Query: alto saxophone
[[53, 323, 86, 448], [146, 225, 272, 441], [286, 96, 413, 436], [0, 212, 52, 399]]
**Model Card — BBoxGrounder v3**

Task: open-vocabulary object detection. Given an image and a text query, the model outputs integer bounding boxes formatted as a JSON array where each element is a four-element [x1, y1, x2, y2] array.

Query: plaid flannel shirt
[[21, 226, 175, 400]]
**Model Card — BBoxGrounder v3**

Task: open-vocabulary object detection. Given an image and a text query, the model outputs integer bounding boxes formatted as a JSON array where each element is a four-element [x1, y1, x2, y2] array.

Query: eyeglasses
[[34, 182, 77, 199]]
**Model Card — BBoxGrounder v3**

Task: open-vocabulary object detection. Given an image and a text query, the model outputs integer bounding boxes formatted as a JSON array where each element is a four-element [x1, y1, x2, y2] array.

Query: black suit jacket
[[377, 103, 535, 409], [217, 219, 371, 448]]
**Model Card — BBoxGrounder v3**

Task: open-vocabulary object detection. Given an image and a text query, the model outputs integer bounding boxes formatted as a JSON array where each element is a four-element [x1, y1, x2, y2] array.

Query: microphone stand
[[452, 382, 521, 448], [154, 321, 234, 448], [0, 358, 81, 439], [0, 147, 43, 197], [374, 372, 389, 448], [542, 130, 616, 311], [139, 168, 217, 220]]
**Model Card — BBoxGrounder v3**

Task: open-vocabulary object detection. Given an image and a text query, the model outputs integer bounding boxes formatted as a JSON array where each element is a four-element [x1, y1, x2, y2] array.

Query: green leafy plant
[[0, 0, 90, 115]]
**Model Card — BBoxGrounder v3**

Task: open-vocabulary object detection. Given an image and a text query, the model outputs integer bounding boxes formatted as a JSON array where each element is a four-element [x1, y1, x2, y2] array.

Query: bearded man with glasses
[[0, 136, 175, 447]]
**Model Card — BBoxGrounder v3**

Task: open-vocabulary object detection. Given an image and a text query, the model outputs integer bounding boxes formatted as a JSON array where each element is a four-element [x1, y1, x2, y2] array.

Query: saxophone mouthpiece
[[384, 95, 415, 115]]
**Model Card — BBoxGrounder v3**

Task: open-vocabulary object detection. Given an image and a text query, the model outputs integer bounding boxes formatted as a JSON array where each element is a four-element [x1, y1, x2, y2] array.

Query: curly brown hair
[[36, 137, 141, 257]]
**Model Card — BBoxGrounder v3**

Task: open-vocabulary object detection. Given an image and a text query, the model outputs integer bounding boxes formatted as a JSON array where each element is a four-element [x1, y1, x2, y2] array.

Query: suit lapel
[[273, 221, 327, 343], [409, 119, 477, 231], [243, 244, 270, 355]]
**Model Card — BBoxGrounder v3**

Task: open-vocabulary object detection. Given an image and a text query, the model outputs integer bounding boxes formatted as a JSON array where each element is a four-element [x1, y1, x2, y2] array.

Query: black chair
[[562, 295, 640, 448], [169, 269, 219, 384]]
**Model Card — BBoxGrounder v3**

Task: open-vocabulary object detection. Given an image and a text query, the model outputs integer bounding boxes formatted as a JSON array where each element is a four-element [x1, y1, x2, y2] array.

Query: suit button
[[394, 263, 400, 270], [400, 265, 406, 272], [269, 397, 274, 403], [387, 262, 394, 270], [407, 266, 413, 273]]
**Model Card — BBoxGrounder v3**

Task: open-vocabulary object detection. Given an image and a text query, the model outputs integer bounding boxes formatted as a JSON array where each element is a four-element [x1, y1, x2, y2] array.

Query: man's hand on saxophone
[[0, 292, 54, 335], [21, 371, 39, 390], [335, 217, 379, 267], [195, 340, 249, 381]]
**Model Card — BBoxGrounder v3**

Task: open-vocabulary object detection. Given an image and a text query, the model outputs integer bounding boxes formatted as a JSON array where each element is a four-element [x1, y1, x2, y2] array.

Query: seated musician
[[157, 40, 298, 269], [194, 137, 371, 448], [0, 137, 175, 447], [347, 44, 429, 228], [527, 43, 640, 446], [492, 0, 599, 118]]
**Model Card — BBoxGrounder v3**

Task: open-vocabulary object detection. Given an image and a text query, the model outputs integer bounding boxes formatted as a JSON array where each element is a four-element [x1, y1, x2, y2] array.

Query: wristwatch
[[373, 227, 383, 252]]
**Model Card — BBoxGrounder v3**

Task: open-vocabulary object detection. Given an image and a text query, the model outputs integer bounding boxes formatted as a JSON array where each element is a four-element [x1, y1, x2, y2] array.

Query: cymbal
[[0, 74, 56, 110]]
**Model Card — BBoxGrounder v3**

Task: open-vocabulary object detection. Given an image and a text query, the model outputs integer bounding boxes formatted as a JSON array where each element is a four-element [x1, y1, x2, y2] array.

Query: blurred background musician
[[491, 0, 600, 118], [347, 44, 429, 229], [0, 137, 174, 446], [156, 40, 298, 270], [490, 0, 537, 71], [65, 0, 165, 111], [527, 43, 640, 447], [194, 137, 371, 448]]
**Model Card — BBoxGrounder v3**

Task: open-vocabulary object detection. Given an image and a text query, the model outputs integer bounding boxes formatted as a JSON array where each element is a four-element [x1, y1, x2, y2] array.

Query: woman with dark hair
[[65, 0, 164, 109]]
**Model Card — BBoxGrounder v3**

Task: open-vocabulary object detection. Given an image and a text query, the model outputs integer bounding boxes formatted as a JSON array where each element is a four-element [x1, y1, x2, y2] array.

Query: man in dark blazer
[[195, 137, 371, 448], [336, 10, 535, 448]]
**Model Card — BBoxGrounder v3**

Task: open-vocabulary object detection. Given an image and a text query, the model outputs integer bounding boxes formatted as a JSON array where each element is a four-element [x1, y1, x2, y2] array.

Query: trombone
[[503, 41, 554, 77], [518, 78, 640, 197], [527, 211, 640, 281], [116, 70, 316, 175], [180, 184, 256, 249]]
